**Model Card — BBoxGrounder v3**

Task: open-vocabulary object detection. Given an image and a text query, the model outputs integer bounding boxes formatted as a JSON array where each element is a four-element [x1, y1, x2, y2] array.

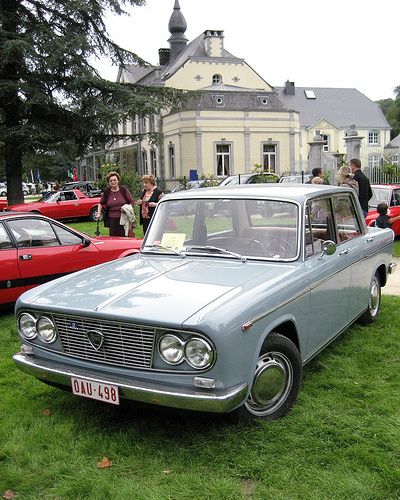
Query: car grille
[[53, 314, 155, 369]]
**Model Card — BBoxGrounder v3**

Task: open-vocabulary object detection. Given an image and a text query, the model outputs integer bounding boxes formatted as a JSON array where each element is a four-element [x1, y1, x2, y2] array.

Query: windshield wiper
[[143, 243, 185, 257], [186, 245, 246, 261]]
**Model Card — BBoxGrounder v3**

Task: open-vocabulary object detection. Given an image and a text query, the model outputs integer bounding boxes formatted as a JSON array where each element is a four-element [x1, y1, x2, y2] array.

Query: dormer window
[[368, 131, 379, 145], [213, 95, 225, 107], [212, 74, 222, 84], [258, 96, 270, 107]]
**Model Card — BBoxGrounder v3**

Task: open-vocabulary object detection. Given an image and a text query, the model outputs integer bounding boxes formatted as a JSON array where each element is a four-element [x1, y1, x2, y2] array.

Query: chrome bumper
[[389, 262, 397, 274], [13, 352, 248, 414]]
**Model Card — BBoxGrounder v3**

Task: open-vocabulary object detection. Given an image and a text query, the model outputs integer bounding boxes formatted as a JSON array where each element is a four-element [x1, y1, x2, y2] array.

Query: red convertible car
[[366, 184, 400, 235], [5, 189, 102, 221], [0, 212, 142, 307]]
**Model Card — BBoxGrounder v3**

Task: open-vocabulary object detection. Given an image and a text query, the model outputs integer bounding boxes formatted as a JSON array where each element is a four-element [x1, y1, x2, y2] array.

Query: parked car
[[0, 212, 141, 307], [171, 180, 209, 192], [5, 189, 102, 221], [219, 172, 280, 186], [13, 185, 395, 422], [366, 184, 400, 235], [60, 181, 102, 197], [0, 183, 30, 196], [279, 174, 313, 184], [0, 200, 7, 211]]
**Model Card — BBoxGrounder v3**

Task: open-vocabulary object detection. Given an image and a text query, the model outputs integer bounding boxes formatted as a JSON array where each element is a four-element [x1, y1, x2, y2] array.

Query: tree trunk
[[1, 0, 24, 206]]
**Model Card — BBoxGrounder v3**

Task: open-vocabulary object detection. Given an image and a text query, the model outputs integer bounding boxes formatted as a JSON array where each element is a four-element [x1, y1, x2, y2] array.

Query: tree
[[376, 97, 394, 117], [387, 86, 400, 140], [0, 0, 190, 204]]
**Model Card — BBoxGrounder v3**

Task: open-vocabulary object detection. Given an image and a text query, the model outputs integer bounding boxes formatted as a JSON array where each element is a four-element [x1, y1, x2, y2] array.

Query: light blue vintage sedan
[[13, 185, 396, 421]]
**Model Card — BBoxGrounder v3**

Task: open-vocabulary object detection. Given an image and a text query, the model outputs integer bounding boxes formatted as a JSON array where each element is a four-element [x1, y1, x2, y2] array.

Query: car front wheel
[[359, 272, 381, 325], [233, 332, 302, 422]]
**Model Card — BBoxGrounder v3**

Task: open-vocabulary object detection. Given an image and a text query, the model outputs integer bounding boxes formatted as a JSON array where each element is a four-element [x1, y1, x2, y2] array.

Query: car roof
[[162, 183, 352, 203], [0, 211, 53, 220]]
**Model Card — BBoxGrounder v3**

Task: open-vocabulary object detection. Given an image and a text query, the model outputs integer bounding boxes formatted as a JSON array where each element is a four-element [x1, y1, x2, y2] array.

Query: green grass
[[67, 217, 144, 240], [393, 236, 400, 257], [2, 296, 400, 499]]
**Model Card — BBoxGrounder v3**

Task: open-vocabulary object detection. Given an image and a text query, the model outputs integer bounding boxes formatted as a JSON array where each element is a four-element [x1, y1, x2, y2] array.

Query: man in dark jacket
[[306, 167, 330, 185], [350, 158, 372, 217]]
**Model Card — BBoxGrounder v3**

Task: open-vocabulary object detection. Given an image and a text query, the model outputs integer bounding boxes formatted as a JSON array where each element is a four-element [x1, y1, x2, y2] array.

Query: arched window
[[212, 74, 222, 84]]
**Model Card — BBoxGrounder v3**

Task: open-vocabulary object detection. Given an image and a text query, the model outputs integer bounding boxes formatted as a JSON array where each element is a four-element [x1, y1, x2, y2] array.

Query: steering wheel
[[248, 238, 264, 251], [266, 237, 291, 256]]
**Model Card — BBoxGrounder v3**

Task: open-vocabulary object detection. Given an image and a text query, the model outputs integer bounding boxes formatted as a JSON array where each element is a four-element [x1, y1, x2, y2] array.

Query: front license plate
[[71, 377, 120, 405]]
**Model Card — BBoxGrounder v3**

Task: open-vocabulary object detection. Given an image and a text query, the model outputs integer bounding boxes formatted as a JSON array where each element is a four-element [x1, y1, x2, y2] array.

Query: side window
[[306, 197, 335, 256], [64, 191, 77, 201], [391, 189, 400, 207], [0, 222, 14, 249], [333, 194, 361, 243], [8, 219, 59, 248], [53, 225, 84, 246]]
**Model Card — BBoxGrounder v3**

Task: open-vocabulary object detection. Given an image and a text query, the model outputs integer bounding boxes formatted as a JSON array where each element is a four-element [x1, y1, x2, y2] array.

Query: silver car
[[13, 185, 395, 421]]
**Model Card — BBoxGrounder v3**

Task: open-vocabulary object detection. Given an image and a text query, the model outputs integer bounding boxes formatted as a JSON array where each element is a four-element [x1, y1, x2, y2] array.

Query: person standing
[[97, 171, 135, 237], [350, 158, 372, 217], [137, 174, 164, 234], [306, 168, 330, 185], [337, 165, 359, 195]]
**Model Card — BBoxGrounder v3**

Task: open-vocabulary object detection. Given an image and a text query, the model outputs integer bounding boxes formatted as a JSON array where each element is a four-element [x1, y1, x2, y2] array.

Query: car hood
[[6, 201, 44, 210], [18, 255, 298, 326]]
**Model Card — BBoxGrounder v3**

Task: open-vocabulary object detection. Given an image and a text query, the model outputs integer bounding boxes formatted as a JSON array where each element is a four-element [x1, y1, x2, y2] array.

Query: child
[[375, 202, 400, 229]]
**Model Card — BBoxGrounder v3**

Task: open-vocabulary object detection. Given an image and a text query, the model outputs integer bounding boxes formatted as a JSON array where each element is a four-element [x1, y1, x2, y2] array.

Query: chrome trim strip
[[13, 352, 248, 414]]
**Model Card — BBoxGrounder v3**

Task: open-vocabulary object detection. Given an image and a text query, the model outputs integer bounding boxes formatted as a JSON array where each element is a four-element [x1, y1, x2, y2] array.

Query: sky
[[94, 0, 399, 102]]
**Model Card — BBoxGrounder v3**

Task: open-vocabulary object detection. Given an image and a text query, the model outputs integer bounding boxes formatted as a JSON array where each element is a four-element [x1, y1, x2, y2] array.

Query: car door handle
[[19, 254, 32, 260], [339, 248, 350, 255], [365, 236, 374, 243]]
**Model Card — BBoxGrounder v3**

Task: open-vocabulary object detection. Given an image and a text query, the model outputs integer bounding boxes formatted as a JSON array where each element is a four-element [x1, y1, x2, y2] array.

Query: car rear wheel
[[233, 332, 302, 422], [359, 272, 381, 325]]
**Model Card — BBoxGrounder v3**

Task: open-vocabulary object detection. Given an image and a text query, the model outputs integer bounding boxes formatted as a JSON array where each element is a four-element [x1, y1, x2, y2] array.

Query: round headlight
[[159, 334, 184, 365], [185, 338, 214, 369], [37, 316, 56, 343], [18, 313, 37, 340]]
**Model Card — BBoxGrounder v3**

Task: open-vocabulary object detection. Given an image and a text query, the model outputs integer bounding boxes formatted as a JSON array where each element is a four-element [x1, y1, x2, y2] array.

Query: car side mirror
[[82, 237, 91, 248], [318, 240, 336, 260]]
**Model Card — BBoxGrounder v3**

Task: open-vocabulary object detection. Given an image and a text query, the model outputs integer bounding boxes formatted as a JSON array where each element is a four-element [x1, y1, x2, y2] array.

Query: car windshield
[[142, 197, 299, 260], [38, 191, 57, 202], [369, 187, 390, 209]]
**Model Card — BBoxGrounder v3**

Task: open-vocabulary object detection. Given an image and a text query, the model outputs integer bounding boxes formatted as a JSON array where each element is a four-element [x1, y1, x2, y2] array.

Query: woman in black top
[[137, 174, 164, 234]]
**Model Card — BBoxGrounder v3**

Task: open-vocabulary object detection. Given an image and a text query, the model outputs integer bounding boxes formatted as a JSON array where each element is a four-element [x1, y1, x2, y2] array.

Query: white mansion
[[78, 0, 395, 189]]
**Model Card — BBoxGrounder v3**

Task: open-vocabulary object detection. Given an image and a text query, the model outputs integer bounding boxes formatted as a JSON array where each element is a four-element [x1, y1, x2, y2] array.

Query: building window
[[262, 144, 277, 172], [149, 115, 155, 133], [212, 74, 222, 84], [150, 149, 157, 178], [368, 131, 379, 145], [322, 135, 330, 152], [216, 144, 230, 176], [139, 117, 146, 134], [368, 153, 380, 168], [131, 117, 137, 134], [169, 144, 175, 178], [142, 150, 148, 173], [122, 121, 127, 144], [213, 95, 225, 107]]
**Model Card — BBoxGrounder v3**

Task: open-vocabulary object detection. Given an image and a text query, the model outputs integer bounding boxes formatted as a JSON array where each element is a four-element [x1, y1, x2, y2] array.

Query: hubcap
[[246, 352, 293, 416], [370, 278, 380, 317]]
